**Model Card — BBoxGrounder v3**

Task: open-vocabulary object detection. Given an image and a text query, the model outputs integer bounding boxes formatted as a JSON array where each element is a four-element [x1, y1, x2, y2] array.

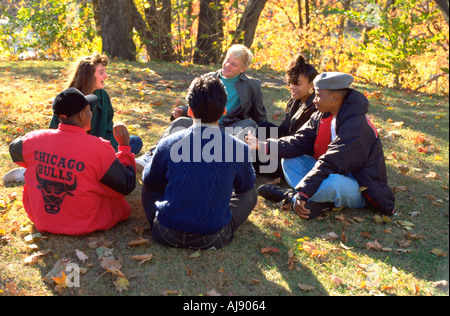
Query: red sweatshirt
[[9, 124, 136, 235]]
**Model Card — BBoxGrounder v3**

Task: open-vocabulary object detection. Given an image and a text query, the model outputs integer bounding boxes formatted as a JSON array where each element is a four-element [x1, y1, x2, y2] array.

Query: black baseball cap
[[52, 88, 98, 117]]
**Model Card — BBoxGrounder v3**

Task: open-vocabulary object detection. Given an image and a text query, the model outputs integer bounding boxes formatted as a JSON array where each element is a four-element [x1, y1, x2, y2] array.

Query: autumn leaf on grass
[[298, 283, 315, 291], [23, 249, 51, 265], [430, 248, 447, 257], [366, 240, 383, 251], [397, 164, 410, 174], [114, 277, 129, 293], [43, 258, 71, 285], [425, 171, 441, 180], [75, 249, 88, 263], [127, 238, 150, 246], [206, 289, 221, 296], [395, 220, 415, 230], [329, 275, 343, 286], [129, 254, 154, 265], [101, 257, 122, 271], [52, 272, 67, 294], [393, 186, 408, 193], [261, 247, 279, 254]]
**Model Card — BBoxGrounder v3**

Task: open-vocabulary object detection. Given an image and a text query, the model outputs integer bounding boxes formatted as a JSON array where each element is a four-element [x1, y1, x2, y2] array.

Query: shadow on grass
[[32, 182, 328, 296]]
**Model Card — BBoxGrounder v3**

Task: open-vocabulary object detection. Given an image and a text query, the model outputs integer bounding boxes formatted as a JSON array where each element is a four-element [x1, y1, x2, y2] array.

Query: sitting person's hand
[[293, 199, 311, 219], [113, 122, 130, 147], [244, 130, 260, 151]]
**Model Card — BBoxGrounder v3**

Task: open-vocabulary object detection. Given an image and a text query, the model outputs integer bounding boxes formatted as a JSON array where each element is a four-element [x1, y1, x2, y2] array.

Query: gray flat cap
[[313, 72, 354, 90]]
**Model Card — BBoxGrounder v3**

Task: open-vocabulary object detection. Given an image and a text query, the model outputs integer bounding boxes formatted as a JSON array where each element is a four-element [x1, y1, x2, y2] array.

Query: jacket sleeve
[[248, 79, 267, 123], [266, 112, 320, 159], [100, 145, 136, 195], [295, 115, 374, 199]]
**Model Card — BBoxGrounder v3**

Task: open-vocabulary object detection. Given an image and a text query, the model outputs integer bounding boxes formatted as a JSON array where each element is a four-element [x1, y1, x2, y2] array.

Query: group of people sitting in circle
[[4, 45, 396, 250]]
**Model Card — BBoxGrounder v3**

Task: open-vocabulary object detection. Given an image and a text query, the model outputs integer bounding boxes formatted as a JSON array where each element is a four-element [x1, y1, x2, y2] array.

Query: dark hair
[[186, 75, 227, 123], [284, 54, 318, 85]]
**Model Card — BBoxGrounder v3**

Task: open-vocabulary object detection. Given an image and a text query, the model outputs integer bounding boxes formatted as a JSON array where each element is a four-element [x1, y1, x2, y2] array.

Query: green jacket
[[49, 89, 119, 151]]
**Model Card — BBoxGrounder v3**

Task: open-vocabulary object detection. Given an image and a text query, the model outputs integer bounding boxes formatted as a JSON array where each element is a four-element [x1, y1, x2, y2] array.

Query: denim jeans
[[281, 155, 366, 208], [129, 135, 143, 155]]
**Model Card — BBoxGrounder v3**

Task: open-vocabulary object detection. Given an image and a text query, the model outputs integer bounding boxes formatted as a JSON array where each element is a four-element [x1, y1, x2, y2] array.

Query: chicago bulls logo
[[36, 169, 77, 214]]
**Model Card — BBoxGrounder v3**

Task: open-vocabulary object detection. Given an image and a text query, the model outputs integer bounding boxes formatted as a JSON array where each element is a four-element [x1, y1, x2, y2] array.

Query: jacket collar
[[215, 70, 249, 82], [58, 123, 86, 134]]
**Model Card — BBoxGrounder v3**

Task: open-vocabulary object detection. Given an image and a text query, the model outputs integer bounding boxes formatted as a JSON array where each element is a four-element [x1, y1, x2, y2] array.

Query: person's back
[[143, 124, 254, 235], [9, 88, 136, 235]]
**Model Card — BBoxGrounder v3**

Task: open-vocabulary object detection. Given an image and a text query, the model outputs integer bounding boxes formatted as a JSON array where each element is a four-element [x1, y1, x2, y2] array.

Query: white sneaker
[[2, 167, 26, 186], [135, 154, 152, 173]]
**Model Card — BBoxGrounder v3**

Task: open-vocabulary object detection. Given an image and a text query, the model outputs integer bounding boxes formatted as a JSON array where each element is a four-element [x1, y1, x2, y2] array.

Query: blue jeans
[[281, 155, 365, 208], [129, 135, 143, 155]]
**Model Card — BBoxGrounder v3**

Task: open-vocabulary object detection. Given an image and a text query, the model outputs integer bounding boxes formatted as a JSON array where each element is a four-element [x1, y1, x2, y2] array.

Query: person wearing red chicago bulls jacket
[[8, 88, 136, 235]]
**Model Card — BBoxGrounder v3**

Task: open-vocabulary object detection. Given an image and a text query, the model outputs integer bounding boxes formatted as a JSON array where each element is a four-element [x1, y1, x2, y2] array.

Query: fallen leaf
[[397, 165, 410, 174], [393, 186, 408, 193], [127, 239, 150, 246], [425, 171, 440, 179], [23, 249, 52, 265], [52, 272, 67, 293], [206, 289, 221, 296], [114, 277, 129, 292], [129, 254, 153, 265], [75, 249, 88, 263], [433, 280, 448, 288], [43, 258, 71, 285], [430, 248, 447, 257], [190, 250, 201, 258], [329, 275, 343, 285], [298, 283, 315, 291], [366, 240, 383, 251], [101, 257, 122, 271], [24, 233, 42, 243], [162, 289, 180, 296]]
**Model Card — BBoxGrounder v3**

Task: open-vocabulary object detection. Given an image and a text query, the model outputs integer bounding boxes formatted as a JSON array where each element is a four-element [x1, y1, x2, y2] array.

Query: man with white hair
[[136, 44, 267, 171]]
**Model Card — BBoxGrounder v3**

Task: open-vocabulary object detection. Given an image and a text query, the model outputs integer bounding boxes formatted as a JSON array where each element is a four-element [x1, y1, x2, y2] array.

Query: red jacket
[[9, 124, 136, 235]]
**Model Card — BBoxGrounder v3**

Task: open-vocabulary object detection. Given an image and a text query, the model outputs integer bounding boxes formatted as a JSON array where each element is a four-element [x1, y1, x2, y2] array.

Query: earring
[[308, 87, 314, 94]]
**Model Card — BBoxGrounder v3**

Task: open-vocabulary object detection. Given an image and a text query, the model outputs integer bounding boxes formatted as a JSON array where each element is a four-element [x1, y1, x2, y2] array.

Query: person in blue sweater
[[141, 75, 257, 250]]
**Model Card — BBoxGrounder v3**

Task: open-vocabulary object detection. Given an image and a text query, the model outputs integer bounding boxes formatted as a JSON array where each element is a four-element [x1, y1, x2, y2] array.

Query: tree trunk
[[305, 0, 310, 26], [231, 0, 268, 48], [193, 0, 224, 65], [144, 0, 176, 61], [433, 0, 449, 25], [91, 0, 101, 36], [98, 0, 136, 61]]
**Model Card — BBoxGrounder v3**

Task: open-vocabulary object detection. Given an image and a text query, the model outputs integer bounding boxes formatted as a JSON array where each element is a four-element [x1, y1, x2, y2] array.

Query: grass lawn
[[0, 60, 448, 297]]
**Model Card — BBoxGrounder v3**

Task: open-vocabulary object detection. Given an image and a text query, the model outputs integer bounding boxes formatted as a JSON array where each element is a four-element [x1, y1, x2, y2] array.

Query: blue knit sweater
[[142, 124, 255, 235]]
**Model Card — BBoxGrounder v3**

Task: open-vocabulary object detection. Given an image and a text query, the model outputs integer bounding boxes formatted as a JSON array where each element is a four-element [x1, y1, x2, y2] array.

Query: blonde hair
[[66, 53, 109, 95], [226, 44, 253, 69]]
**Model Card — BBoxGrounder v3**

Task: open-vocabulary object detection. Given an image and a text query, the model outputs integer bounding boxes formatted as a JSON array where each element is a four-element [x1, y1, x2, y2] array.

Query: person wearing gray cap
[[248, 72, 395, 219], [6, 88, 136, 235]]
